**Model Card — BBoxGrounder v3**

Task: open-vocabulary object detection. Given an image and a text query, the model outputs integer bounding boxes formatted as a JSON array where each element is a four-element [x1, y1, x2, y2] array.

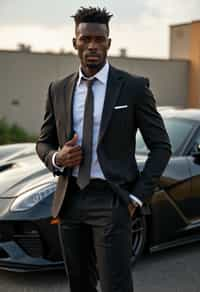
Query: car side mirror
[[191, 143, 200, 157]]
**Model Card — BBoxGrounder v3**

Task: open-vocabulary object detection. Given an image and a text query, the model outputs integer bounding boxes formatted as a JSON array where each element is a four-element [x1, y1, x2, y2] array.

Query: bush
[[0, 118, 36, 144]]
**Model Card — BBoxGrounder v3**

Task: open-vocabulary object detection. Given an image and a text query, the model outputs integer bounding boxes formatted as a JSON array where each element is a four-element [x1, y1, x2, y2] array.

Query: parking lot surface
[[0, 242, 200, 292]]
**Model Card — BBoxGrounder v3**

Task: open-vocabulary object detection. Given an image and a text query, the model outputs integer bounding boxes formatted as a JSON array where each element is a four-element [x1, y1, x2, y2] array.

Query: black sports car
[[0, 108, 200, 271]]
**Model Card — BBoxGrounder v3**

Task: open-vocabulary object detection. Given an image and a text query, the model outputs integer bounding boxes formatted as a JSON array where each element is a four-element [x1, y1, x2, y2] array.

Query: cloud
[[0, 0, 72, 27], [0, 22, 168, 58], [146, 0, 200, 22], [0, 0, 154, 27], [0, 0, 199, 27], [0, 24, 74, 53], [0, 0, 199, 58]]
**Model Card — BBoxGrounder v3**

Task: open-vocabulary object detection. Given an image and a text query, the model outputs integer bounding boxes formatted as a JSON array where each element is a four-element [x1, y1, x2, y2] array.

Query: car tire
[[130, 212, 147, 265]]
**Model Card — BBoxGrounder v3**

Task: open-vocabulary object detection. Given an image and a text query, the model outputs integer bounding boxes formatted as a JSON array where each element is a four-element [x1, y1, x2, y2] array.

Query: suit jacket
[[36, 65, 171, 218]]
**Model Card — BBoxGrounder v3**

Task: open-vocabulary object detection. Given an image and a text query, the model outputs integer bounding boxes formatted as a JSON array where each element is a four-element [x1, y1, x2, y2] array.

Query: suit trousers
[[58, 177, 134, 292]]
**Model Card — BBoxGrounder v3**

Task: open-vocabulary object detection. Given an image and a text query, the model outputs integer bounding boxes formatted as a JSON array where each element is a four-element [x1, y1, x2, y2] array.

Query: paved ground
[[0, 242, 200, 292]]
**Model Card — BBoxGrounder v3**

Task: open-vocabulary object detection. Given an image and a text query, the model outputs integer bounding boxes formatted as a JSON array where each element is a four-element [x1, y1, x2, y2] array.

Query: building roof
[[170, 19, 200, 28]]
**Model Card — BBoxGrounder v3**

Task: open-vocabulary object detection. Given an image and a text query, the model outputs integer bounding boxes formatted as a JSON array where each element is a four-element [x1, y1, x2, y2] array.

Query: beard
[[86, 62, 100, 69], [85, 57, 106, 71]]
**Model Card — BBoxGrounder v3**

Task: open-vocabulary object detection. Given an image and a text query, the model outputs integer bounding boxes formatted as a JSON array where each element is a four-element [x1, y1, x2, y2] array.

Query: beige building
[[170, 20, 200, 107], [0, 20, 199, 134]]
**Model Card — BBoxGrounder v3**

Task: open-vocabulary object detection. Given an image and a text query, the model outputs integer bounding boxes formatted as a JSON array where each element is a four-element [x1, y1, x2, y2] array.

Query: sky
[[0, 0, 199, 58]]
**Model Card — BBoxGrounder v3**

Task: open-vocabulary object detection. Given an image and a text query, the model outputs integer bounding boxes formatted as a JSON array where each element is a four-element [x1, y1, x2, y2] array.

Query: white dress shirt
[[52, 61, 142, 207], [72, 61, 109, 179]]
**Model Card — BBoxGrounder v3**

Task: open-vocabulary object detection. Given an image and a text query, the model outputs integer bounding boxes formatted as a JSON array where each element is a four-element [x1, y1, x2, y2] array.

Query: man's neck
[[81, 62, 106, 78]]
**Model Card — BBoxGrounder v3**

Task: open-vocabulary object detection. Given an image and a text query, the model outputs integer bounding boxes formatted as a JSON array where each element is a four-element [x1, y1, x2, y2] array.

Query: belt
[[70, 177, 132, 191], [70, 176, 109, 189]]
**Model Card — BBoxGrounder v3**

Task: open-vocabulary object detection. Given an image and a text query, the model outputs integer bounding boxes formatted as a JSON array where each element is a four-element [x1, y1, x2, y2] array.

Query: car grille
[[13, 224, 44, 258]]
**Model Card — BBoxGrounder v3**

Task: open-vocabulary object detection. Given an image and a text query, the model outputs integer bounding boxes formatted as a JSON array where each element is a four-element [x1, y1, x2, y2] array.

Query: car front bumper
[[0, 240, 63, 272], [0, 217, 64, 272]]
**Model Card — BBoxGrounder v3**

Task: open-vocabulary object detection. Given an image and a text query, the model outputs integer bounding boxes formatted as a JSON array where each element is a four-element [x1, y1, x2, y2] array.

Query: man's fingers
[[62, 144, 81, 155], [67, 145, 82, 153], [64, 152, 82, 162], [128, 203, 136, 217], [65, 133, 78, 146], [66, 157, 82, 167], [58, 135, 83, 167], [62, 152, 82, 164], [64, 148, 82, 159]]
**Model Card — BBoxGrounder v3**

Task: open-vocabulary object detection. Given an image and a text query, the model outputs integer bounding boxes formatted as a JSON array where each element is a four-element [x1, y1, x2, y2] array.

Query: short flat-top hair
[[72, 7, 113, 34]]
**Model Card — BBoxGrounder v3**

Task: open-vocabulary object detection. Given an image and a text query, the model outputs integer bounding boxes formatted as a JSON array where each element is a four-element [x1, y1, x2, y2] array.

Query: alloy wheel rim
[[131, 216, 145, 259]]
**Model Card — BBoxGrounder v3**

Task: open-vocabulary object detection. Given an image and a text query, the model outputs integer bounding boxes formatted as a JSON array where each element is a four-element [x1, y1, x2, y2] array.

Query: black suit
[[36, 65, 171, 292]]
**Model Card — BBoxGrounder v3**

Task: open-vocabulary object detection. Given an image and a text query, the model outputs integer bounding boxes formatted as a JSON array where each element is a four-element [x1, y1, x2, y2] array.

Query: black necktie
[[77, 78, 95, 189]]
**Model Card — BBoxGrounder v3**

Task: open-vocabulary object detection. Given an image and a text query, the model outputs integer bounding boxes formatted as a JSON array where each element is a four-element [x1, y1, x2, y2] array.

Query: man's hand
[[55, 134, 82, 168], [128, 202, 137, 217]]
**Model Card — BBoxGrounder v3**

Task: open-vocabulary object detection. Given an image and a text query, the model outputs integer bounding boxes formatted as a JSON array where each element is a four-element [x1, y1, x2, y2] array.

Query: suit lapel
[[63, 72, 78, 140], [62, 66, 123, 144], [98, 66, 124, 143]]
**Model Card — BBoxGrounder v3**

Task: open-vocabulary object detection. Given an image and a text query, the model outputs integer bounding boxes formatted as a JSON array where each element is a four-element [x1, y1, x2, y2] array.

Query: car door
[[187, 128, 200, 221]]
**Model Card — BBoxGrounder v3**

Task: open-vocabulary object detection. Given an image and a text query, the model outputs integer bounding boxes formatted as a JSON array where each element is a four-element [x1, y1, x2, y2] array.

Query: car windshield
[[136, 117, 195, 155]]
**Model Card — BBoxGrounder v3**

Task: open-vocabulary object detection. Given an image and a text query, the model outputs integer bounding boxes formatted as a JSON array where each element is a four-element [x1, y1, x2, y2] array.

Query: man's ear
[[107, 38, 111, 50], [72, 38, 77, 50]]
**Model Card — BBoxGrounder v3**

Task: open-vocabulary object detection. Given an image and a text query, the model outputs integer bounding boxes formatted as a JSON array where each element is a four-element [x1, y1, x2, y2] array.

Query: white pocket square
[[114, 105, 128, 110]]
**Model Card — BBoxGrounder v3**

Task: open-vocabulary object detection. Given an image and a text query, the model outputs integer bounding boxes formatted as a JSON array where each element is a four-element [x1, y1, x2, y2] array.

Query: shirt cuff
[[52, 152, 65, 172], [129, 194, 143, 207]]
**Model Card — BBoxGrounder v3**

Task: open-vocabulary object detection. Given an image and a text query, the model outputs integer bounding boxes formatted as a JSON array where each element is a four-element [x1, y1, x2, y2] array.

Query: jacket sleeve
[[132, 78, 172, 203], [36, 82, 59, 174]]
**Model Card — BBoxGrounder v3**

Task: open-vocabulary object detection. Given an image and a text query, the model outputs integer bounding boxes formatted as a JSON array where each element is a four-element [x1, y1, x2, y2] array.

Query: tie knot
[[82, 77, 96, 88]]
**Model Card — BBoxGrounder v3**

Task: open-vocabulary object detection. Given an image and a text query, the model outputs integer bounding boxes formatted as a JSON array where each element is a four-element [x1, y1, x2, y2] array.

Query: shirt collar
[[77, 61, 109, 86]]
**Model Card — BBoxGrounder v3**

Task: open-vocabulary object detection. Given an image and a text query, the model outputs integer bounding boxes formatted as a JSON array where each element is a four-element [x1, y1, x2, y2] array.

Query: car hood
[[0, 154, 147, 198], [0, 155, 56, 198], [0, 153, 174, 198]]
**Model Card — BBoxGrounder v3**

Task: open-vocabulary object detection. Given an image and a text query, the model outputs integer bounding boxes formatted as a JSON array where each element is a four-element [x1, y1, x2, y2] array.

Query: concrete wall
[[110, 57, 189, 108], [0, 50, 189, 134]]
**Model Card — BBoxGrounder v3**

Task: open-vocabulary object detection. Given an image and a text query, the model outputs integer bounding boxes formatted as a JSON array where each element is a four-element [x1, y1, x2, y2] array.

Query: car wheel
[[131, 213, 147, 264]]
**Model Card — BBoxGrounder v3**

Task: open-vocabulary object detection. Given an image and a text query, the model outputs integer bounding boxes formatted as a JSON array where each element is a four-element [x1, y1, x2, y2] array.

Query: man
[[36, 7, 171, 292]]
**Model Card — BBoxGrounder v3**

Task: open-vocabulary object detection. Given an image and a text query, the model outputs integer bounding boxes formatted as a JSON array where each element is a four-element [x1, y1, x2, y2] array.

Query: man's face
[[73, 22, 111, 74]]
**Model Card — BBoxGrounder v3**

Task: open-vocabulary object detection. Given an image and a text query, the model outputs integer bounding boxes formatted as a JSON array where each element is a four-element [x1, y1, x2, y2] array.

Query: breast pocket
[[112, 107, 129, 129], [106, 109, 128, 146]]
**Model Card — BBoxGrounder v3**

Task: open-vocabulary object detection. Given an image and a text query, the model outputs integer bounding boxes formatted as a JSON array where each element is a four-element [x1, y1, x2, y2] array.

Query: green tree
[[0, 118, 36, 145]]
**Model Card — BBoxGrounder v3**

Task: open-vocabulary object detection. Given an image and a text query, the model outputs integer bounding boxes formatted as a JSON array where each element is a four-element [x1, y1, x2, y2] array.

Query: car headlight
[[10, 183, 56, 212]]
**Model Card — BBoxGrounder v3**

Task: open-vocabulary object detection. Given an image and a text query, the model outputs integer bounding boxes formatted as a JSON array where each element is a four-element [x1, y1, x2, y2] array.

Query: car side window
[[190, 129, 200, 154], [194, 130, 200, 144]]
